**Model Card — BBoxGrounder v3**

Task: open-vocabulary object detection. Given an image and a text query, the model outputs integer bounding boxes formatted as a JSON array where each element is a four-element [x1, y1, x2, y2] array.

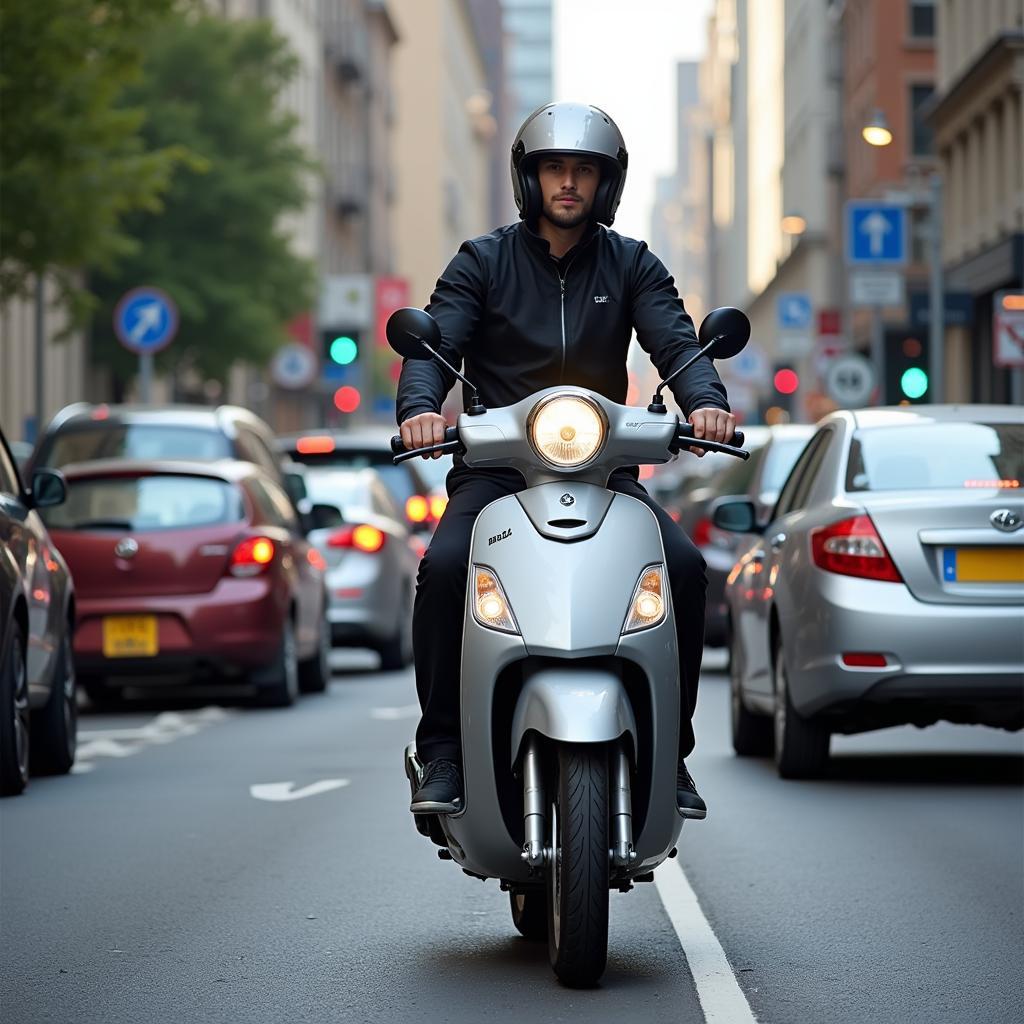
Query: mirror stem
[[412, 336, 486, 416], [647, 335, 722, 413]]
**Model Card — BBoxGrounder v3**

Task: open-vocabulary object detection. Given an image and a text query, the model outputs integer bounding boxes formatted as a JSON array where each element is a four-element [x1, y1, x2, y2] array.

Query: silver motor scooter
[[388, 306, 750, 986]]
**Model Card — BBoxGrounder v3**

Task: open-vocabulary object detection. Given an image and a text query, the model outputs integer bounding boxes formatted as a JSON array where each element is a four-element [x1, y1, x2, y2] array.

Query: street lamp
[[858, 111, 944, 402], [781, 213, 807, 235], [862, 109, 893, 147]]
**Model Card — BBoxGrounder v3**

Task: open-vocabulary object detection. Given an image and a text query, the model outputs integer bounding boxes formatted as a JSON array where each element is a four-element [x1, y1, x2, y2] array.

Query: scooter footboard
[[510, 666, 637, 766]]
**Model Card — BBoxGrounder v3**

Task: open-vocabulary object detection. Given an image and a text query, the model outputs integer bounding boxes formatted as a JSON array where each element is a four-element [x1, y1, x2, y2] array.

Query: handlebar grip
[[674, 424, 745, 448], [390, 426, 460, 455]]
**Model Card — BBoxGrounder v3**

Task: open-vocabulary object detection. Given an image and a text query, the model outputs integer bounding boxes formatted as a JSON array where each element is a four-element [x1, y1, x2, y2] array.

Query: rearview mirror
[[386, 307, 443, 360], [698, 307, 750, 359], [30, 469, 67, 509], [710, 495, 759, 534], [309, 502, 345, 531]]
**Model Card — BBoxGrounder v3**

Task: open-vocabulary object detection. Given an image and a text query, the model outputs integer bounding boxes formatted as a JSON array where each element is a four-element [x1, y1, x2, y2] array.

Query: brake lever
[[393, 440, 463, 465], [677, 437, 750, 460]]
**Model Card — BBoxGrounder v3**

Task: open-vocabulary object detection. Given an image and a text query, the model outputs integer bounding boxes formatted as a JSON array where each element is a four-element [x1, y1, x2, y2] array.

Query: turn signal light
[[405, 495, 430, 523], [811, 515, 902, 582], [229, 536, 276, 577], [472, 566, 519, 634], [623, 565, 667, 633], [327, 524, 386, 553]]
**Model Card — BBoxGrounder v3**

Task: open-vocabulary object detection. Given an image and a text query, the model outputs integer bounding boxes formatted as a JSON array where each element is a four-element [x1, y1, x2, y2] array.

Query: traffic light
[[768, 363, 799, 418], [885, 331, 930, 404], [321, 327, 360, 375], [333, 385, 361, 414]]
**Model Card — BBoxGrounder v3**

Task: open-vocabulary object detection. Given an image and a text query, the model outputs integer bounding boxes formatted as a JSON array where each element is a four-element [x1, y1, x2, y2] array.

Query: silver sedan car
[[714, 405, 1023, 778], [303, 468, 419, 672]]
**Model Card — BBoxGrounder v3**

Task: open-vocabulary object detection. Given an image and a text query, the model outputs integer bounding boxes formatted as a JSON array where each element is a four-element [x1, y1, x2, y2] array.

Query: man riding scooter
[[398, 102, 736, 819]]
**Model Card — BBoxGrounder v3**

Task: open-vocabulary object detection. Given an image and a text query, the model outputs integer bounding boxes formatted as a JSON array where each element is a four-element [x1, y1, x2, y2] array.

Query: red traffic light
[[333, 386, 361, 413], [773, 368, 800, 395]]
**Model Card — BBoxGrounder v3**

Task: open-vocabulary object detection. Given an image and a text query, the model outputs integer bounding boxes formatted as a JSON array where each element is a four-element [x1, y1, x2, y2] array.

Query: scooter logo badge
[[488, 528, 512, 546], [560, 493, 575, 507], [990, 508, 1022, 532]]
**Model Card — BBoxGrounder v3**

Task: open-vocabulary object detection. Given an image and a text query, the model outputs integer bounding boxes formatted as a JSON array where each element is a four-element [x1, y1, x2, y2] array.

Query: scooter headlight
[[472, 566, 520, 634], [528, 394, 607, 468], [622, 565, 667, 634]]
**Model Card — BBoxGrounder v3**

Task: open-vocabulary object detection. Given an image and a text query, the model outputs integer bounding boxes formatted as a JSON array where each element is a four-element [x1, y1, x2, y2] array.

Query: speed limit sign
[[826, 354, 875, 407]]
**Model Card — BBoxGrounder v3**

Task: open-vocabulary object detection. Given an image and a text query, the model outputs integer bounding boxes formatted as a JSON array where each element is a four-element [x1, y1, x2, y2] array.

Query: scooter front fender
[[510, 667, 637, 766]]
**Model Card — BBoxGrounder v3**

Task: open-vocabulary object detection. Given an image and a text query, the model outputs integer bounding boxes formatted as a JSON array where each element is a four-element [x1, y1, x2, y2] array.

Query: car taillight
[[229, 536, 276, 577], [429, 495, 448, 520], [811, 515, 902, 583], [327, 524, 386, 553], [405, 495, 430, 523], [691, 516, 713, 548]]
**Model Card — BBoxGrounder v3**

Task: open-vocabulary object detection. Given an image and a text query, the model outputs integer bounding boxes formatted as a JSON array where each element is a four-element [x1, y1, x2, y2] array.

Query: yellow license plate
[[944, 547, 1024, 583], [102, 616, 159, 658]]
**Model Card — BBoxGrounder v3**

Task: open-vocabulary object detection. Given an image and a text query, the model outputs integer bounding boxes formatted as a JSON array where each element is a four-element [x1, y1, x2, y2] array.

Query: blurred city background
[[3, 0, 1022, 440]]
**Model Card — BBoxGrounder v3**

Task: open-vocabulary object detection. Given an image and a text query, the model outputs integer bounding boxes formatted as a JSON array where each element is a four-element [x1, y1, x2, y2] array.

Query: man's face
[[536, 154, 601, 229]]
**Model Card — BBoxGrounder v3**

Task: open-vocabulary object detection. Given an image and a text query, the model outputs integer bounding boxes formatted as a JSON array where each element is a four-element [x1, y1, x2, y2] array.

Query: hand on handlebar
[[400, 412, 448, 459], [687, 407, 737, 457]]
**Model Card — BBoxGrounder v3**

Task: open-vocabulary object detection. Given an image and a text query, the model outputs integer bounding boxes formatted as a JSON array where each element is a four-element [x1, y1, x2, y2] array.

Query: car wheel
[[773, 640, 830, 779], [377, 588, 413, 672], [0, 620, 30, 796], [30, 628, 77, 775], [299, 616, 331, 694], [254, 618, 299, 707], [730, 635, 773, 757]]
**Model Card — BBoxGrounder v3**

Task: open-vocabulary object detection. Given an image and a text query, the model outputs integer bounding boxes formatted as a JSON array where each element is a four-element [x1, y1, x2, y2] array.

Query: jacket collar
[[518, 219, 602, 264]]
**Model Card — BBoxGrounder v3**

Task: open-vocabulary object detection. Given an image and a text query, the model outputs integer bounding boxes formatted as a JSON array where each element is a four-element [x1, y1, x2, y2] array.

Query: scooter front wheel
[[547, 743, 609, 987]]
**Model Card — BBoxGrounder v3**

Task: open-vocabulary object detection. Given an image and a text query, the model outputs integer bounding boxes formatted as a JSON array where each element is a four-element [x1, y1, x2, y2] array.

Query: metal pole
[[34, 273, 45, 441], [927, 173, 944, 403], [870, 304, 885, 404], [139, 352, 153, 404]]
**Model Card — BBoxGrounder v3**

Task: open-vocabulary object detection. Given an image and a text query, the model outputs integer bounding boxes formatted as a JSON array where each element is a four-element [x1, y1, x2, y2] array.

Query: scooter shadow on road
[[825, 752, 1024, 786]]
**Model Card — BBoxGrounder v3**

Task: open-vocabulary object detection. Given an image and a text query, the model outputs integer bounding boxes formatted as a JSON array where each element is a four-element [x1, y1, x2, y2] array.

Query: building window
[[908, 0, 935, 39], [910, 83, 935, 155]]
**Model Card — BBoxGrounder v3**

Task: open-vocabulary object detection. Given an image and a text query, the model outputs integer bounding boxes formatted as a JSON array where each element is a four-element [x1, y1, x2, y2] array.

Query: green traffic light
[[900, 366, 929, 400], [329, 336, 358, 365]]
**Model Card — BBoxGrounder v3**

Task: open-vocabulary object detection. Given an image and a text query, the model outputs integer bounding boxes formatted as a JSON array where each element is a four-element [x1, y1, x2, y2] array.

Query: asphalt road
[[2, 651, 1021, 1024]]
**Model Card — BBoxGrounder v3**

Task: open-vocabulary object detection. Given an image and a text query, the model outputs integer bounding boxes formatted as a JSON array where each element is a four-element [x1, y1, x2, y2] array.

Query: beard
[[541, 196, 592, 229]]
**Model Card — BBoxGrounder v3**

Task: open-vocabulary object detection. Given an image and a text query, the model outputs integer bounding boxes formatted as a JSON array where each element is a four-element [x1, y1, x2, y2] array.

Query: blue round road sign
[[113, 287, 179, 354]]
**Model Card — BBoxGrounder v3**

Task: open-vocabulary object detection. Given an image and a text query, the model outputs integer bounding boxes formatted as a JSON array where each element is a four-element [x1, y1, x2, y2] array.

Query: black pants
[[413, 465, 708, 764]]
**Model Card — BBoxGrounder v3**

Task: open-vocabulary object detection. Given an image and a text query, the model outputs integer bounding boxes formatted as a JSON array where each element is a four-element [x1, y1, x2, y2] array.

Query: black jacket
[[396, 221, 729, 426]]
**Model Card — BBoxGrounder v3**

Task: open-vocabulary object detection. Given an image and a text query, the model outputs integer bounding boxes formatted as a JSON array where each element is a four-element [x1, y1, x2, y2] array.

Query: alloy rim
[[62, 639, 77, 758], [549, 797, 561, 950], [773, 650, 786, 756], [13, 643, 29, 781]]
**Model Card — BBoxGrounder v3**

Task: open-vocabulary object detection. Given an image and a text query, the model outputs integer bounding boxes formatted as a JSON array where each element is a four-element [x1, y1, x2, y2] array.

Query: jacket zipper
[[555, 254, 578, 383]]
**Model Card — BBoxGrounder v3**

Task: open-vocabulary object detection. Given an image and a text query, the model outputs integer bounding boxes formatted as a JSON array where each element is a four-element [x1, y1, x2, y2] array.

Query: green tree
[[0, 0, 184, 307], [89, 14, 317, 384]]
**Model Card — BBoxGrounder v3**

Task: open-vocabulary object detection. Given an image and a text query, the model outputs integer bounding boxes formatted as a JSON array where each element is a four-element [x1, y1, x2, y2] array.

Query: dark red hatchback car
[[42, 460, 330, 707]]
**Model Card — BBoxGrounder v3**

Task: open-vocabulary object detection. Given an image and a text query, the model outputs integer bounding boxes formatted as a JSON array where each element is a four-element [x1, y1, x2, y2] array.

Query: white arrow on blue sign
[[113, 287, 179, 354], [777, 293, 812, 331], [845, 201, 907, 265]]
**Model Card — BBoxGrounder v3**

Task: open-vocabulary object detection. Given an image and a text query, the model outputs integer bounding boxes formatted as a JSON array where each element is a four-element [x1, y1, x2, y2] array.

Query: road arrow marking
[[249, 779, 351, 802], [371, 704, 420, 720], [861, 211, 892, 255]]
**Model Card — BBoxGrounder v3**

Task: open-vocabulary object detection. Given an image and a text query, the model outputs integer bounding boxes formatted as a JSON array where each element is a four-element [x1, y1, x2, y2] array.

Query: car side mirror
[[308, 502, 345, 531], [710, 495, 759, 534], [30, 469, 67, 509]]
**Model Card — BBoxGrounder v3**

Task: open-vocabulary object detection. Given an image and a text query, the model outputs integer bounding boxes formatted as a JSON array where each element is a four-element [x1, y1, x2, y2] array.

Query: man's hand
[[400, 412, 447, 459], [688, 407, 736, 457]]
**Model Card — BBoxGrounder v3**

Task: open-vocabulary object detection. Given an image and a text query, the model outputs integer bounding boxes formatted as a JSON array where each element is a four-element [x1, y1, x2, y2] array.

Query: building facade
[[932, 0, 1024, 403]]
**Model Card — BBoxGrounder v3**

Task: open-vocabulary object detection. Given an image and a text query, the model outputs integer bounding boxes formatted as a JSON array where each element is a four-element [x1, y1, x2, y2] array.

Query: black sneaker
[[410, 758, 463, 815], [677, 760, 707, 819]]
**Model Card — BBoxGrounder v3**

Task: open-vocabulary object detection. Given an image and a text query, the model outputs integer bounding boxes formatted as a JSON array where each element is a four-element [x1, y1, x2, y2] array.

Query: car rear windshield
[[846, 422, 1024, 491], [43, 475, 244, 531], [288, 448, 418, 506], [41, 424, 232, 468]]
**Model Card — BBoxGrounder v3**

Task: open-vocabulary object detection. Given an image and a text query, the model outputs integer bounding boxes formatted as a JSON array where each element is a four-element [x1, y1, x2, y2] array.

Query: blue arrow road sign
[[846, 201, 907, 265], [113, 287, 179, 354], [777, 293, 813, 331]]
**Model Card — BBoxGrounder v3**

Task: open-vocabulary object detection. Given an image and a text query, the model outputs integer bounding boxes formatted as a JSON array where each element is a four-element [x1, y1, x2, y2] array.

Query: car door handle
[[769, 533, 787, 551]]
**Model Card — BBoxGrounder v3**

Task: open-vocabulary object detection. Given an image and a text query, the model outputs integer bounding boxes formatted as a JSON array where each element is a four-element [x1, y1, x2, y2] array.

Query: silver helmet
[[510, 102, 629, 227]]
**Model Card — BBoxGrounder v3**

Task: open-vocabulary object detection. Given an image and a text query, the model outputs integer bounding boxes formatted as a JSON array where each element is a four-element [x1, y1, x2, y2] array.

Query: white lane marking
[[70, 761, 96, 774], [249, 779, 350, 802], [655, 859, 758, 1024], [75, 707, 233, 769], [371, 704, 420, 720]]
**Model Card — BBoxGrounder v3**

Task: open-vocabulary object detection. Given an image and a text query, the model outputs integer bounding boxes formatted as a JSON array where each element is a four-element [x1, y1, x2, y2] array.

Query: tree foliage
[[0, 0, 185, 305], [89, 14, 317, 383]]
